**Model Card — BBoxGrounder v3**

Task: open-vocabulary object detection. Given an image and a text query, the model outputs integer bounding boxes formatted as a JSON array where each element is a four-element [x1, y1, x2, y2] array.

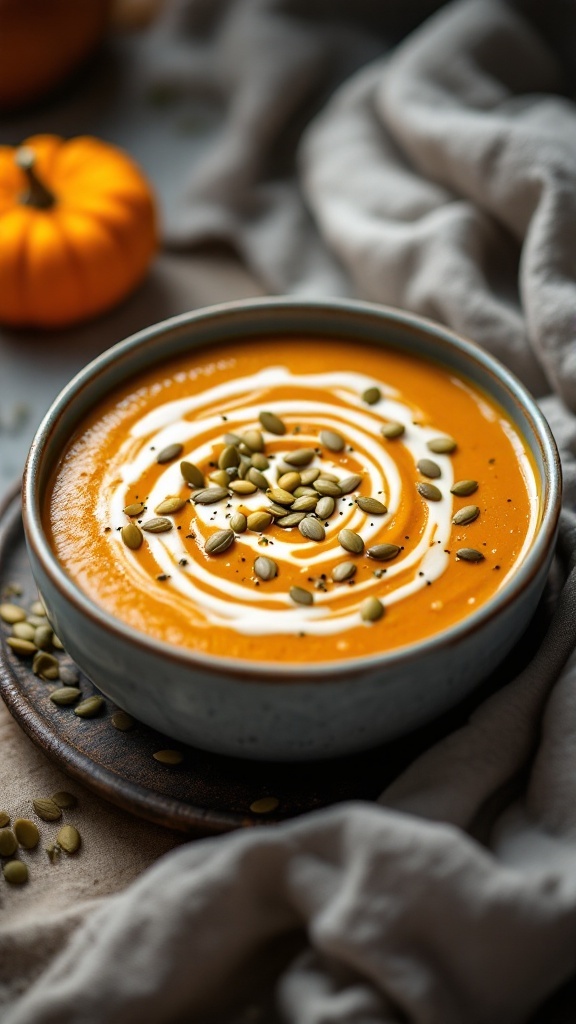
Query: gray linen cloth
[[5, 1, 576, 1021]]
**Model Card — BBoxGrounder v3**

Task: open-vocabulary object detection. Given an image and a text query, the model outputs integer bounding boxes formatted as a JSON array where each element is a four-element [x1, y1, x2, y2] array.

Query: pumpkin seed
[[0, 811, 9, 827], [315, 496, 335, 519], [427, 436, 457, 454], [361, 596, 384, 622], [30, 599, 47, 617], [259, 410, 286, 435], [289, 586, 314, 605], [267, 487, 295, 506], [247, 511, 273, 532], [123, 502, 145, 517], [121, 523, 143, 550], [380, 421, 405, 439], [293, 486, 318, 498], [314, 479, 342, 497], [156, 442, 183, 464], [57, 825, 81, 854], [33, 798, 62, 822], [27, 614, 48, 628], [251, 452, 269, 471], [218, 445, 240, 470], [205, 529, 235, 555], [452, 505, 480, 526], [254, 556, 278, 581], [11, 621, 36, 642], [456, 547, 485, 562], [291, 494, 318, 512], [6, 637, 37, 656], [192, 487, 229, 505], [34, 625, 53, 650], [416, 482, 442, 502], [141, 517, 173, 533], [50, 687, 81, 706], [362, 386, 381, 405], [242, 430, 264, 452], [0, 603, 26, 625], [417, 458, 441, 479], [355, 496, 388, 515], [249, 796, 279, 814], [338, 529, 364, 554], [268, 503, 291, 517], [33, 652, 59, 680], [51, 791, 78, 809], [277, 472, 301, 492], [451, 479, 478, 496], [52, 635, 65, 650], [111, 710, 135, 731], [155, 496, 188, 516], [223, 432, 242, 446], [283, 448, 315, 467], [300, 468, 321, 485], [332, 561, 357, 582], [299, 517, 325, 541], [367, 543, 401, 561], [153, 749, 183, 765], [277, 512, 306, 527], [247, 468, 269, 491], [339, 474, 363, 495], [180, 461, 205, 488], [229, 480, 257, 495], [74, 696, 105, 719], [319, 429, 345, 452], [209, 469, 232, 487], [3, 861, 28, 885], [59, 664, 79, 686], [13, 818, 39, 849], [45, 843, 60, 863], [0, 828, 17, 856], [229, 512, 247, 533]]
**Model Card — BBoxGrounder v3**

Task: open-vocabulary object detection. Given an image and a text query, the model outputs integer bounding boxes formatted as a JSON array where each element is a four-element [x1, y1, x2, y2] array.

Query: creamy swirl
[[100, 367, 539, 637]]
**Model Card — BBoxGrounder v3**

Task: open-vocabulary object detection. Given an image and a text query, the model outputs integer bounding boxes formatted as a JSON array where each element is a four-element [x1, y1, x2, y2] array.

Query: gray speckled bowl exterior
[[23, 298, 561, 760]]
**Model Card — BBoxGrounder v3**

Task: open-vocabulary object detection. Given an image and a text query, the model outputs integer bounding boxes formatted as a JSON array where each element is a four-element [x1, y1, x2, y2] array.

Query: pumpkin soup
[[45, 337, 539, 663]]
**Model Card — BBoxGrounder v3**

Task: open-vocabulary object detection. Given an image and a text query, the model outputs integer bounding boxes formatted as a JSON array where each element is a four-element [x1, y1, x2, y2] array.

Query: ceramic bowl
[[22, 298, 561, 760]]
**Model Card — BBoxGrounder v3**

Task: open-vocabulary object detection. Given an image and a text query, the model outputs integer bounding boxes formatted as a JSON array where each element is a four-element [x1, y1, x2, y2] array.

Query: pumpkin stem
[[15, 147, 56, 210]]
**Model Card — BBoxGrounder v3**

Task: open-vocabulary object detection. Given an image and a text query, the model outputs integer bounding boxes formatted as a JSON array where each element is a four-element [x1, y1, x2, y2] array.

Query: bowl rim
[[23, 296, 562, 684]]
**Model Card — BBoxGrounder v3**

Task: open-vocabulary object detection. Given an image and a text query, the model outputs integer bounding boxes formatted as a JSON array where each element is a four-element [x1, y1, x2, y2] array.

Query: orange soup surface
[[46, 337, 539, 663]]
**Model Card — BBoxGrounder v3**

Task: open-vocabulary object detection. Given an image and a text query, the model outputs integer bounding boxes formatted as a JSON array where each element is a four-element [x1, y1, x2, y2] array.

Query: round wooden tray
[[0, 483, 546, 835]]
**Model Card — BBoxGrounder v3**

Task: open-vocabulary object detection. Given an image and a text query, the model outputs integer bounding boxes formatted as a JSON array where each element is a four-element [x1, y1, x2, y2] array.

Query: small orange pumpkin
[[0, 134, 157, 329]]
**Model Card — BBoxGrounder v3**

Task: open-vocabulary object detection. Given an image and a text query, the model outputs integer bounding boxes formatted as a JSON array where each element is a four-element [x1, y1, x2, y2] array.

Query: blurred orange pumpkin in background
[[0, 134, 158, 329], [0, 0, 113, 111]]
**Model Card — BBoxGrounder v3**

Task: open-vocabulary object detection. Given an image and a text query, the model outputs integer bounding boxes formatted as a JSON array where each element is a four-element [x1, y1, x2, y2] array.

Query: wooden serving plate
[[0, 483, 548, 835]]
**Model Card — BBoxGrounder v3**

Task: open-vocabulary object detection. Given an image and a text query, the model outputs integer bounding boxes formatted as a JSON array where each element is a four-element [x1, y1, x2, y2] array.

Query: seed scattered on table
[[6, 638, 37, 657], [12, 621, 36, 642], [51, 791, 78, 810], [33, 798, 62, 822], [57, 825, 81, 854], [111, 710, 135, 731], [59, 665, 80, 686], [50, 687, 81, 706], [0, 828, 17, 856], [0, 811, 10, 828], [0, 603, 26, 625], [74, 696, 105, 719], [153, 749, 183, 765], [249, 796, 279, 814], [3, 860, 28, 885], [13, 819, 40, 849], [33, 652, 59, 680]]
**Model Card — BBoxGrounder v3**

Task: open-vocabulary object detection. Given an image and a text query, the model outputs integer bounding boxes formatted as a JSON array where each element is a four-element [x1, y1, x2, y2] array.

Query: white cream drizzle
[[100, 367, 539, 637]]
